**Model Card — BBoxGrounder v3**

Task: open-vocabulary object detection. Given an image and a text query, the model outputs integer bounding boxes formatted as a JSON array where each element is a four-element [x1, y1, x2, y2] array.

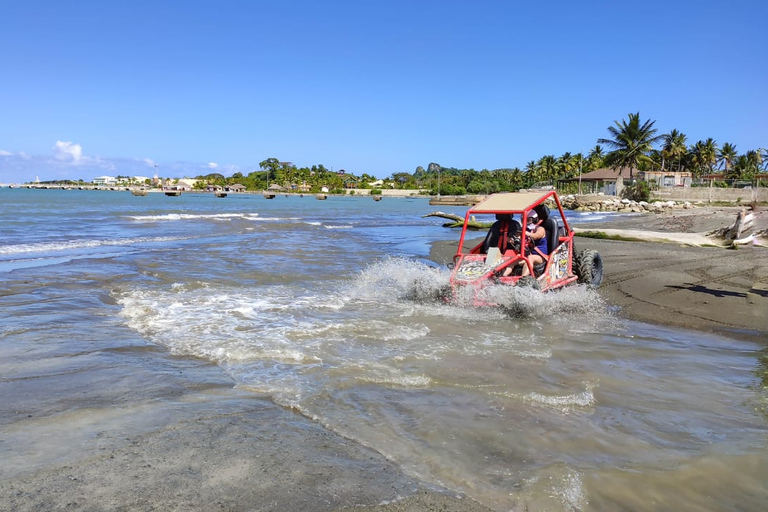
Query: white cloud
[[207, 162, 218, 169], [53, 141, 83, 162], [0, 150, 12, 156]]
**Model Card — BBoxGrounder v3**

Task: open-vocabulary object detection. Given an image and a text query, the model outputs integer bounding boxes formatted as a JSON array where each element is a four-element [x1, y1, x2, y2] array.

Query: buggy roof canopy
[[469, 191, 553, 214]]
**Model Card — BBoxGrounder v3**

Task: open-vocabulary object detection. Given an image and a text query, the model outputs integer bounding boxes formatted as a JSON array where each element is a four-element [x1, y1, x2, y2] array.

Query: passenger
[[501, 210, 547, 277], [520, 210, 548, 276]]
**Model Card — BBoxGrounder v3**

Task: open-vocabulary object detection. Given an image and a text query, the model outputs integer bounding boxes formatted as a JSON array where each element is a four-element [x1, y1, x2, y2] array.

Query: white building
[[93, 176, 117, 186]]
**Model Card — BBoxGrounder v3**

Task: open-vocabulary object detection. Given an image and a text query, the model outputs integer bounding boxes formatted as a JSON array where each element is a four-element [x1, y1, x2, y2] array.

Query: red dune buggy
[[448, 191, 602, 304]]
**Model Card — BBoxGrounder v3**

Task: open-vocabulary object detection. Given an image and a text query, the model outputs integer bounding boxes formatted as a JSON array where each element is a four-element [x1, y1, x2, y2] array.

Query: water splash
[[348, 256, 609, 325]]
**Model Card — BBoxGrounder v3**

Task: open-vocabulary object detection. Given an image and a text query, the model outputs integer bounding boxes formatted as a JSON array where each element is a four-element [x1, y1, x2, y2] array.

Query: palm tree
[[586, 145, 604, 170], [537, 155, 557, 185], [524, 160, 538, 186], [700, 138, 718, 175], [661, 129, 688, 172], [598, 112, 663, 178], [717, 142, 738, 174], [746, 150, 763, 179], [509, 168, 524, 190]]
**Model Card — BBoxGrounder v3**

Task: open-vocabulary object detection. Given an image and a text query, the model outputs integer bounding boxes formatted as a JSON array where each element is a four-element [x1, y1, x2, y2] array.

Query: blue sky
[[1, 0, 766, 183]]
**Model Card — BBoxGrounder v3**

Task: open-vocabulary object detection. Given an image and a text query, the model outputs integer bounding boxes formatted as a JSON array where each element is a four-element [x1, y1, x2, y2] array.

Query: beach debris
[[422, 211, 490, 229], [709, 208, 766, 247]]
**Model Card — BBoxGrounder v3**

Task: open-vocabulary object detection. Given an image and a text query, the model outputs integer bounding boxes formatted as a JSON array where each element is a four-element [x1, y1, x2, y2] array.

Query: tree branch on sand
[[422, 211, 491, 229], [709, 208, 766, 247]]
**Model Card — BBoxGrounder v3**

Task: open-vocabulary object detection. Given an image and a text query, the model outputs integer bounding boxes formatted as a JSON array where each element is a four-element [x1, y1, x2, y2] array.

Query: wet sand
[[0, 346, 493, 512], [428, 205, 768, 341]]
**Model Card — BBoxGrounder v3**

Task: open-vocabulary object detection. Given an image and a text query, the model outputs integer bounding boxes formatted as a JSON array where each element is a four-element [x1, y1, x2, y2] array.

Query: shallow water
[[1, 188, 766, 511]]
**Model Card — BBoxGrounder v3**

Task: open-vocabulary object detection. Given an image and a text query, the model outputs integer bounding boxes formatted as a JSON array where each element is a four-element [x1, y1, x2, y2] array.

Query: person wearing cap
[[520, 210, 548, 276]]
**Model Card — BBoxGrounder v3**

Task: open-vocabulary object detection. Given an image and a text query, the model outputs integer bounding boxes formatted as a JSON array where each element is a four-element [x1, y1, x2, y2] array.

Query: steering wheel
[[508, 234, 521, 253]]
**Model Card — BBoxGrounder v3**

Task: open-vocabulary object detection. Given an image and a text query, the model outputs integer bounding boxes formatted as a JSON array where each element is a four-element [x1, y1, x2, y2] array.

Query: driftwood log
[[709, 208, 766, 247], [422, 211, 491, 229]]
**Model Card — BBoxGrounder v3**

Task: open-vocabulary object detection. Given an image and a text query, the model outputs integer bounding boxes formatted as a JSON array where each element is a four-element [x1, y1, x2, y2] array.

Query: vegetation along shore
[[7, 113, 766, 202]]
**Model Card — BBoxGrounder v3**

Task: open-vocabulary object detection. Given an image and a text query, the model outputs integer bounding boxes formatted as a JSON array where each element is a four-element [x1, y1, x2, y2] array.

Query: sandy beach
[[571, 206, 768, 340]]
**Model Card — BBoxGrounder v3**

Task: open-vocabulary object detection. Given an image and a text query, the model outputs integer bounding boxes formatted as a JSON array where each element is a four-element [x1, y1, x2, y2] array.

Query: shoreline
[[3, 204, 765, 512], [428, 205, 768, 342]]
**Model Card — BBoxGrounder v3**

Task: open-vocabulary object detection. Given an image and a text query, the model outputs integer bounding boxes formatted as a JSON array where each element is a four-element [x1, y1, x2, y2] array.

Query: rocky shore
[[559, 193, 699, 213]]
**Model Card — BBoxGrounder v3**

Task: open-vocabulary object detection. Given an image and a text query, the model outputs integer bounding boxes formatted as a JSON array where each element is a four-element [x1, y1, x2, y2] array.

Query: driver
[[481, 213, 521, 253]]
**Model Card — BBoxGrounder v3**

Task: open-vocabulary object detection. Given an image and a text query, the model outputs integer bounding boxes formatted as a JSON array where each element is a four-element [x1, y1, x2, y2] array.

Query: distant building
[[559, 167, 635, 196], [177, 178, 198, 190], [638, 170, 692, 187], [93, 176, 117, 186]]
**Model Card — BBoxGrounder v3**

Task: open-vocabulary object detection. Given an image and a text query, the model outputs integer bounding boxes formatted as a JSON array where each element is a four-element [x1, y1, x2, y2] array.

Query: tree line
[[186, 113, 765, 195]]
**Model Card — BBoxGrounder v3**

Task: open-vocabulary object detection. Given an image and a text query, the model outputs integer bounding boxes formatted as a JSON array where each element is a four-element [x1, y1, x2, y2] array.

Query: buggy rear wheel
[[575, 249, 603, 288]]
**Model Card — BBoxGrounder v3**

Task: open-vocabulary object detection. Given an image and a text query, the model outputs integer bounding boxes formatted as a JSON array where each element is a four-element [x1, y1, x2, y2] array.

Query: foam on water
[[127, 212, 261, 221], [524, 383, 597, 410], [0, 235, 189, 255]]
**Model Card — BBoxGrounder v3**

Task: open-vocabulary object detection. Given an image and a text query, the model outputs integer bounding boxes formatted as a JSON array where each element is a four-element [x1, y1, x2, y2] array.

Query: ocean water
[[1, 188, 766, 511]]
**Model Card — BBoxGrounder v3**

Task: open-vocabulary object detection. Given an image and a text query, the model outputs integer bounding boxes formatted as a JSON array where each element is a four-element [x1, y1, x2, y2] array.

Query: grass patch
[[575, 231, 647, 242]]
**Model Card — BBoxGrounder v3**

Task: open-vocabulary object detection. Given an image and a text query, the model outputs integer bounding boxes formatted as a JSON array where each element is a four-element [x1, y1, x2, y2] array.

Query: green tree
[[717, 142, 738, 174], [259, 158, 281, 188], [586, 145, 605, 170], [661, 129, 688, 172], [598, 113, 663, 179], [696, 138, 718, 176]]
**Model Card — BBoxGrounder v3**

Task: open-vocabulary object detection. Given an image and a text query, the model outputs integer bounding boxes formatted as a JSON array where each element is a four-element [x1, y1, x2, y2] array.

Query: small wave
[[354, 362, 432, 388], [0, 236, 187, 255], [127, 213, 260, 221], [524, 382, 597, 410], [246, 216, 301, 222], [324, 224, 354, 229]]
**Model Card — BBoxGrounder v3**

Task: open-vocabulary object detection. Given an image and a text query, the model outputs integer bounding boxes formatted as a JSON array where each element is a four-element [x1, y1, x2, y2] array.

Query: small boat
[[263, 192, 275, 199], [131, 188, 148, 196], [316, 193, 327, 200], [215, 191, 227, 198], [373, 195, 382, 201], [164, 187, 182, 196]]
